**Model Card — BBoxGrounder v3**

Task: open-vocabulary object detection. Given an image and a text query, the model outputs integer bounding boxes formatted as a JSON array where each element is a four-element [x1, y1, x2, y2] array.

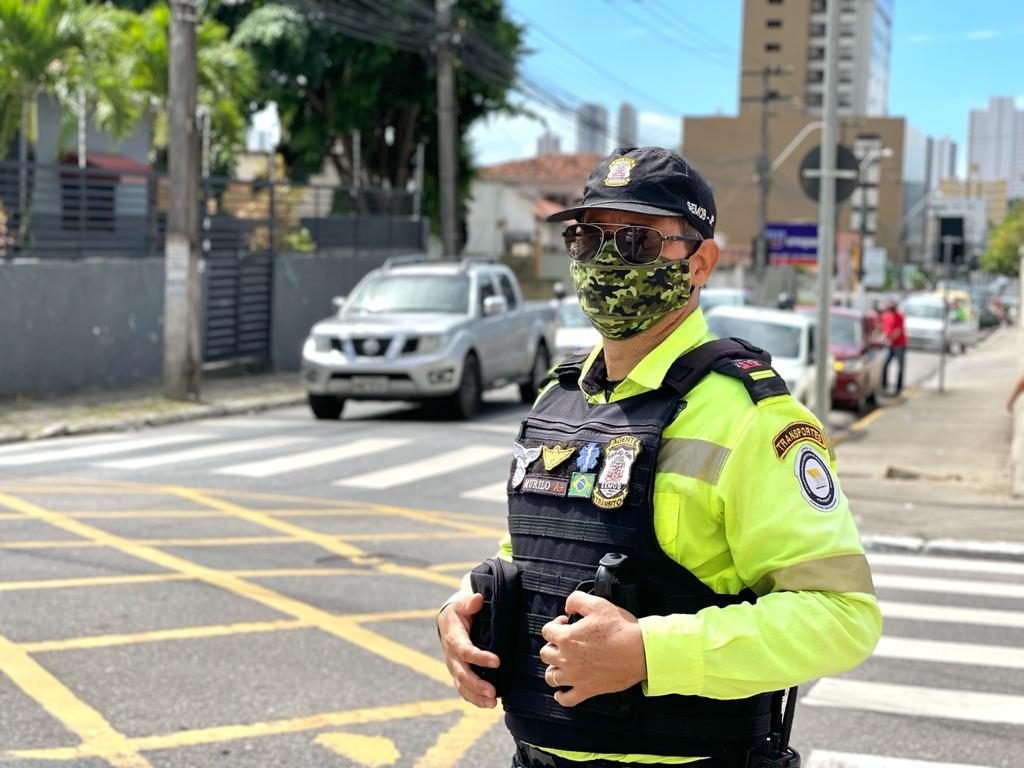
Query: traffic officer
[[437, 147, 882, 767]]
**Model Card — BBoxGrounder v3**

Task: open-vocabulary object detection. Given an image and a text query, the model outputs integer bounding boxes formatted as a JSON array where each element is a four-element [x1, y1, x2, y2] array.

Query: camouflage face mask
[[570, 239, 692, 340]]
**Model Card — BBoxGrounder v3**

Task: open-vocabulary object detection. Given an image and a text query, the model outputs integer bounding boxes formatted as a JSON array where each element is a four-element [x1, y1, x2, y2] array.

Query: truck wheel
[[308, 394, 345, 420], [445, 353, 482, 420], [519, 343, 550, 404]]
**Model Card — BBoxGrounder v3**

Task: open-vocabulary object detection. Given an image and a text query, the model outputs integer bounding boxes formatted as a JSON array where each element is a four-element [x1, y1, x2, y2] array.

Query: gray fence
[[0, 161, 425, 397]]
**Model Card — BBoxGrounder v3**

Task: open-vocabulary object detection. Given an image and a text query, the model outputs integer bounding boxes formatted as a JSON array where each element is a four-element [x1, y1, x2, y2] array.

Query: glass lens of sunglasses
[[564, 224, 603, 261], [615, 226, 662, 264]]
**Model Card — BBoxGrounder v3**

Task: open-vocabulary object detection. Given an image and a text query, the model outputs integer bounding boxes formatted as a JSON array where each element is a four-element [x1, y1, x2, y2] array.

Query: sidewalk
[[0, 372, 306, 444], [835, 325, 1024, 558]]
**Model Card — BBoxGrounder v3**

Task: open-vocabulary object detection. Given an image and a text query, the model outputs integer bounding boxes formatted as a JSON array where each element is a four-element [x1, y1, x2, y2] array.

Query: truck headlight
[[417, 334, 447, 354], [313, 335, 332, 352]]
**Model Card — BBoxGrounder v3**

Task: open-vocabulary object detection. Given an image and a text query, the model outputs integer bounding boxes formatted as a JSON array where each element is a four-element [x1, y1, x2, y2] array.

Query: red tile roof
[[480, 153, 601, 183]]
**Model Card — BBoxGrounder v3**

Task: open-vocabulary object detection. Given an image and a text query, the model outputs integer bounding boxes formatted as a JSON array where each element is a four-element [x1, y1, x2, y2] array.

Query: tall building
[[927, 136, 958, 190], [617, 102, 638, 146], [968, 97, 1024, 200], [536, 131, 561, 156], [576, 103, 608, 154], [739, 0, 893, 117]]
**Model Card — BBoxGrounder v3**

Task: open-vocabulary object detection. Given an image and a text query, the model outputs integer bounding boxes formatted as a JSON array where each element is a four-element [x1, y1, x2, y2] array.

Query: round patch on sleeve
[[794, 444, 838, 512]]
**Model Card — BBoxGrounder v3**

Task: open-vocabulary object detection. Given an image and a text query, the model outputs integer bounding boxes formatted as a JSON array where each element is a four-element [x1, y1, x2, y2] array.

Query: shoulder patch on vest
[[794, 445, 839, 512], [711, 357, 790, 402], [773, 421, 829, 459]]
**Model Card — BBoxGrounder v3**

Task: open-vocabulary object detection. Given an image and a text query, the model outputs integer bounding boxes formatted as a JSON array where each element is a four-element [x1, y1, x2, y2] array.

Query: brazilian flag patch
[[568, 472, 595, 498]]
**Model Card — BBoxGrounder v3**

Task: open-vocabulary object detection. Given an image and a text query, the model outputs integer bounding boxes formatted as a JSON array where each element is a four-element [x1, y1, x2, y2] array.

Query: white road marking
[[336, 445, 509, 489], [0, 434, 120, 457], [0, 433, 209, 466], [873, 573, 1024, 600], [880, 600, 1024, 629], [807, 749, 997, 768], [874, 635, 1024, 670], [461, 481, 509, 503], [99, 437, 308, 470], [218, 438, 411, 478], [869, 552, 1024, 577], [803, 678, 1024, 725], [459, 423, 521, 435], [194, 417, 298, 429]]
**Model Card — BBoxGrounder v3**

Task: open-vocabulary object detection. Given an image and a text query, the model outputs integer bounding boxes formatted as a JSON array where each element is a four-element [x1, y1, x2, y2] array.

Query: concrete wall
[[0, 258, 165, 397]]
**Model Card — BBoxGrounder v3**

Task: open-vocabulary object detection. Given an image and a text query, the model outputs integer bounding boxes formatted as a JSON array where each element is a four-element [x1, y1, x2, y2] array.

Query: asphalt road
[[5, 347, 1019, 768]]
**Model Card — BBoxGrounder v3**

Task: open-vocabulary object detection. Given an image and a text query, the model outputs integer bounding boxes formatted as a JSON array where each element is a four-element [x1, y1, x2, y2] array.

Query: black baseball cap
[[546, 147, 717, 240]]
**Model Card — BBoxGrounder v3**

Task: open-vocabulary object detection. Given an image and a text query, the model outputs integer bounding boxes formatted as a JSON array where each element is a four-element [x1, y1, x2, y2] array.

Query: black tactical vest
[[502, 339, 787, 758]]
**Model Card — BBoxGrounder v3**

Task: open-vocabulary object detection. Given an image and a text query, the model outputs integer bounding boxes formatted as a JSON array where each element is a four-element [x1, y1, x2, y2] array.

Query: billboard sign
[[863, 246, 887, 288], [766, 223, 818, 265]]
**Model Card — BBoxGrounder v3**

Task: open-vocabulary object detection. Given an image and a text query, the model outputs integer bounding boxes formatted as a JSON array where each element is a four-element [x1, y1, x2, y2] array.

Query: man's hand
[[539, 591, 647, 708], [437, 593, 500, 709]]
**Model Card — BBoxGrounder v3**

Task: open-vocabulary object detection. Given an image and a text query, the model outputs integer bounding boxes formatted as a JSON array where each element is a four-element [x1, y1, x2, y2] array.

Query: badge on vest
[[521, 474, 569, 497], [576, 442, 601, 472], [593, 435, 641, 509], [542, 444, 575, 471], [511, 442, 542, 489], [795, 444, 838, 512], [568, 472, 595, 498]]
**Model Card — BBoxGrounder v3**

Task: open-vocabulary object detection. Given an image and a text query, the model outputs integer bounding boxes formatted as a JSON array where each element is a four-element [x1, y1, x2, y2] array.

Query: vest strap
[[509, 513, 639, 549], [664, 337, 789, 403]]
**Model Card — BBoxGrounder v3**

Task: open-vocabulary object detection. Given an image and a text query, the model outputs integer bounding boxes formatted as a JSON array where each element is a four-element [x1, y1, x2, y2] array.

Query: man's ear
[[689, 239, 719, 287]]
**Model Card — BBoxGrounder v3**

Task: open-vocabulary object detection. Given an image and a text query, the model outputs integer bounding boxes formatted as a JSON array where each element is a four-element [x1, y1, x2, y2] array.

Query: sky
[[467, 0, 1024, 170]]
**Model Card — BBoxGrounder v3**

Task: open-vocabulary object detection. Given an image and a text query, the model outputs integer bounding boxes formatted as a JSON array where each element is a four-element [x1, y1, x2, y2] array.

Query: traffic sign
[[799, 144, 859, 203]]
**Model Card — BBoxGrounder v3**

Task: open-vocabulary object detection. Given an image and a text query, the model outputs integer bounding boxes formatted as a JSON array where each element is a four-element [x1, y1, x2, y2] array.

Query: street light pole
[[813, 0, 840, 423], [937, 235, 961, 394], [436, 0, 459, 257]]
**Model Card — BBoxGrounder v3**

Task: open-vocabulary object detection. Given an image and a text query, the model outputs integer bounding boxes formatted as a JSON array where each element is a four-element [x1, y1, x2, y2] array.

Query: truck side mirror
[[332, 295, 346, 312], [483, 295, 508, 316]]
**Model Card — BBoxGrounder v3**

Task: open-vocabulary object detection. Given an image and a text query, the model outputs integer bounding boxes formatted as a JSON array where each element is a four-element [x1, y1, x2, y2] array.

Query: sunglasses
[[562, 223, 704, 265]]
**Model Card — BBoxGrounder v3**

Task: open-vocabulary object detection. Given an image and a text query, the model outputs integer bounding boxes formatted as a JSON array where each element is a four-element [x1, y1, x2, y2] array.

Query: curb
[[0, 392, 307, 446], [863, 533, 1024, 562]]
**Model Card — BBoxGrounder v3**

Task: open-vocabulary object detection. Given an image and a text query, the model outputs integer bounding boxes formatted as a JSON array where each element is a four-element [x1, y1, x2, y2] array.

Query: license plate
[[350, 376, 390, 394]]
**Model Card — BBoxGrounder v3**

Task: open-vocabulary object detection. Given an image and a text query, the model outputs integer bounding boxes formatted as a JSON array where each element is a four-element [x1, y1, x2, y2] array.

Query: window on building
[[768, 0, 784, 5], [765, 42, 781, 52], [767, 18, 782, 28]]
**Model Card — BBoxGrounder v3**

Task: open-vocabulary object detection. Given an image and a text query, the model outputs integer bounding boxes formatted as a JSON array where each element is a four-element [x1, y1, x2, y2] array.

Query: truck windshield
[[346, 275, 470, 314]]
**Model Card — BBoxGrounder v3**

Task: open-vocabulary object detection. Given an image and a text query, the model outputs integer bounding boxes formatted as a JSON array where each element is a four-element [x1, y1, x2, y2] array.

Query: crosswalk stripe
[[880, 600, 1024, 629], [461, 481, 509, 503], [869, 552, 1024, 577], [98, 437, 308, 470], [0, 433, 208, 466], [218, 438, 411, 478], [874, 573, 1024, 600], [336, 446, 509, 489], [875, 635, 1024, 670], [807, 749, 996, 768], [194, 417, 297, 429], [0, 434, 119, 457], [460, 423, 520, 435], [803, 678, 1024, 726]]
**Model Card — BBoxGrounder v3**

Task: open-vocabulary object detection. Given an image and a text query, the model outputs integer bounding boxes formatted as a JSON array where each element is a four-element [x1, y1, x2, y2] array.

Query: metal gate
[[202, 180, 274, 365]]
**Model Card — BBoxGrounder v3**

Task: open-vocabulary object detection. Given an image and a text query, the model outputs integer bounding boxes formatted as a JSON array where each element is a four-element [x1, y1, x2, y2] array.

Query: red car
[[799, 307, 884, 412]]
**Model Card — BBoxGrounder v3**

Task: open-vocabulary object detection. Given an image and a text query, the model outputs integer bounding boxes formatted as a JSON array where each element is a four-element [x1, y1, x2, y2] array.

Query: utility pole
[[436, 0, 459, 257], [813, 0, 839, 423], [163, 0, 201, 401], [742, 66, 791, 276]]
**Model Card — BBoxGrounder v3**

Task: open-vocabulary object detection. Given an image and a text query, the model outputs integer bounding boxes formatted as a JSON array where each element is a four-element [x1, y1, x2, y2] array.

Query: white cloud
[[966, 29, 1000, 40], [906, 33, 934, 44], [468, 99, 577, 166]]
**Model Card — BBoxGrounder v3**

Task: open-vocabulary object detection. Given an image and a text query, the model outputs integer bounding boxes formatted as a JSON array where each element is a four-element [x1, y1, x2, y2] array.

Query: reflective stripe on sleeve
[[657, 437, 731, 485], [751, 553, 876, 596]]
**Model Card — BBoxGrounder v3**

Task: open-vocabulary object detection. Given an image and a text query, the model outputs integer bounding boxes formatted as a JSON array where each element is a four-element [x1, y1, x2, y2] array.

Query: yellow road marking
[[8, 698, 470, 760], [429, 561, 479, 573], [414, 707, 503, 768], [22, 620, 309, 654], [0, 573, 189, 592], [22, 610, 437, 654], [316, 732, 400, 766], [0, 493, 452, 688], [0, 634, 151, 767]]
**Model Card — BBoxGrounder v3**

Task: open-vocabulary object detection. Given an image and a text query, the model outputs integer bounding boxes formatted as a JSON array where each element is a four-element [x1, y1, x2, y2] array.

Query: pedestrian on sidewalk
[[436, 147, 882, 768], [880, 300, 908, 395]]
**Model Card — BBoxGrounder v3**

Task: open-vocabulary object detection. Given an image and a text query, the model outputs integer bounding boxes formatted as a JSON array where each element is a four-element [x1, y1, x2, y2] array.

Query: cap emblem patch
[[603, 157, 636, 187]]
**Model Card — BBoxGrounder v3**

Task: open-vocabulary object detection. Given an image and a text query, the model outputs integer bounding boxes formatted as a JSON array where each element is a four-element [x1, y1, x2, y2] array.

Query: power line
[[605, 0, 734, 66]]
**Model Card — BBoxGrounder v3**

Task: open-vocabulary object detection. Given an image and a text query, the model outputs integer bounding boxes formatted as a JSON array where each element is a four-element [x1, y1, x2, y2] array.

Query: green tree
[[230, 0, 523, 233], [121, 3, 256, 173], [981, 202, 1024, 276]]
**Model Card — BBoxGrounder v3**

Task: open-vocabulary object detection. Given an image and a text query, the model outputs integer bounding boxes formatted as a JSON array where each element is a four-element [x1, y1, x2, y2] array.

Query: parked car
[[553, 297, 600, 362], [799, 307, 884, 413], [901, 293, 977, 353], [932, 289, 980, 350], [301, 258, 556, 420], [705, 305, 834, 411], [700, 287, 752, 313]]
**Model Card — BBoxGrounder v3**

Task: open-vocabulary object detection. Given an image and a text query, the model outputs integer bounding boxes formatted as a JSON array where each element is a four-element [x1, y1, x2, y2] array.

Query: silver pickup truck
[[301, 258, 556, 419]]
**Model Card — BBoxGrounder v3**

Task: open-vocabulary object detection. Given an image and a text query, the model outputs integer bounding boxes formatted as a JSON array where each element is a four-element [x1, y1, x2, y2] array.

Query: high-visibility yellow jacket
[[460, 307, 882, 764]]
